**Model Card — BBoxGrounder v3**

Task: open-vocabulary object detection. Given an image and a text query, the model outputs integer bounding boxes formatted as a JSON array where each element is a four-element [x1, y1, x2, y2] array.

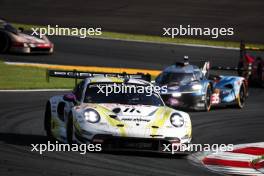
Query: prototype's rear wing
[[211, 66, 244, 71], [46, 69, 151, 85]]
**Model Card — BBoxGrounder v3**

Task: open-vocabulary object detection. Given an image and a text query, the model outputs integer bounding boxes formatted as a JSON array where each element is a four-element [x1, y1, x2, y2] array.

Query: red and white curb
[[189, 142, 264, 176]]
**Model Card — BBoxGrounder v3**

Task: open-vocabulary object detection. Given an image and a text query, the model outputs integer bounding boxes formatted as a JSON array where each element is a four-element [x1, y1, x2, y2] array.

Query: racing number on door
[[211, 89, 220, 105]]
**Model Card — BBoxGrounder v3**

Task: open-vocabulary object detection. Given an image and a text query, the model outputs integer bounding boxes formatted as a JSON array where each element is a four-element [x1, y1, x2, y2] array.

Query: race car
[[213, 41, 264, 87], [155, 57, 248, 111], [44, 70, 192, 153], [238, 41, 264, 87], [0, 19, 53, 54]]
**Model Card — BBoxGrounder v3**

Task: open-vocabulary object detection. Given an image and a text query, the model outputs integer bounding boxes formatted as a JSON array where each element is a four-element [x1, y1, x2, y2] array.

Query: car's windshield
[[83, 83, 164, 106], [157, 72, 196, 85]]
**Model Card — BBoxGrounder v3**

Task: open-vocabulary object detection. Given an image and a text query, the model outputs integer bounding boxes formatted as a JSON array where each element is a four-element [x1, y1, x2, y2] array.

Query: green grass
[[0, 61, 75, 89], [13, 23, 264, 49], [0, 61, 157, 89]]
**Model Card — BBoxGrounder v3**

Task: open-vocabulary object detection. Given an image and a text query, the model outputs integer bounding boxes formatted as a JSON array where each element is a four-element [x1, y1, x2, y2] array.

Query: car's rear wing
[[46, 69, 151, 85], [211, 66, 248, 71], [194, 60, 246, 75]]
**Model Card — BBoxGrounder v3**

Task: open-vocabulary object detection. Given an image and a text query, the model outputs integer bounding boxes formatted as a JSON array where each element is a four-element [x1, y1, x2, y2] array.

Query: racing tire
[[204, 84, 212, 112], [0, 33, 10, 53], [66, 112, 73, 144], [44, 102, 55, 141], [235, 83, 246, 109]]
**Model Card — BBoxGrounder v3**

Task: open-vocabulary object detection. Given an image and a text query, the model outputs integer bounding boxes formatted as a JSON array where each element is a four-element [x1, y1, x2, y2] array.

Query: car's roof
[[87, 76, 150, 85], [163, 64, 200, 74]]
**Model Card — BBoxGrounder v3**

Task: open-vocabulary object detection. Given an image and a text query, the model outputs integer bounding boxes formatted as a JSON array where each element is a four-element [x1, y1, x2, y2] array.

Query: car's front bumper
[[75, 132, 191, 154], [161, 93, 206, 111], [9, 45, 53, 54], [92, 134, 191, 154]]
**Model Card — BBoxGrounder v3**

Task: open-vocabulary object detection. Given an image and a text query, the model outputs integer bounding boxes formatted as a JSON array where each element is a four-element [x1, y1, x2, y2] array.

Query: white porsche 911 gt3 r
[[44, 70, 192, 153]]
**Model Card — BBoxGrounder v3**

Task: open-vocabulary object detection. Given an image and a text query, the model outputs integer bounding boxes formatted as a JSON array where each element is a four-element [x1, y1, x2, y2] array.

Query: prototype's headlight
[[170, 113, 184, 127], [172, 92, 182, 97], [84, 109, 100, 123], [192, 84, 202, 90]]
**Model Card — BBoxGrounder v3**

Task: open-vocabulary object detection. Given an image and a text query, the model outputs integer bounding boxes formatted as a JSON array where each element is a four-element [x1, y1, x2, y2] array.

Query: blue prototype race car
[[155, 57, 248, 111]]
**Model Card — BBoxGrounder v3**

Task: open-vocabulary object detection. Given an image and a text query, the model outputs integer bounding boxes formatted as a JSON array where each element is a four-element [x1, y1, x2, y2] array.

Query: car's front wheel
[[0, 33, 10, 53], [66, 112, 73, 144], [44, 102, 54, 140], [235, 83, 246, 109]]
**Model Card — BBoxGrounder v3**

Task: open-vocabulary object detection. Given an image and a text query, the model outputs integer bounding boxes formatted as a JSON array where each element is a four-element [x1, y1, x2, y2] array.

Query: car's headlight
[[172, 92, 182, 97], [192, 84, 202, 90], [170, 113, 184, 127], [84, 109, 100, 123]]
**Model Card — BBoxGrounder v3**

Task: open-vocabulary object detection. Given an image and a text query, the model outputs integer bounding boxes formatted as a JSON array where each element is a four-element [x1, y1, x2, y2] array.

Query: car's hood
[[81, 103, 163, 117], [99, 103, 159, 117], [101, 104, 161, 127], [79, 103, 174, 126]]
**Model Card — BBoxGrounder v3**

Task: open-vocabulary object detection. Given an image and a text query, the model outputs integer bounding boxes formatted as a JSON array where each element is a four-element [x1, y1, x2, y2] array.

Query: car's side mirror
[[18, 27, 24, 32], [63, 93, 77, 103]]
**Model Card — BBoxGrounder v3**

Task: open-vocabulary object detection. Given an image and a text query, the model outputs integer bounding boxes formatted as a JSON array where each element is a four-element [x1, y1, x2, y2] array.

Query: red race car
[[212, 41, 264, 88], [238, 41, 264, 87], [0, 19, 54, 54]]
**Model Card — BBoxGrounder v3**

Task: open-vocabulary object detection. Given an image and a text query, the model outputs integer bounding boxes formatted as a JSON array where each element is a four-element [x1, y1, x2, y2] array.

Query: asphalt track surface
[[0, 37, 264, 176], [0, 36, 242, 70], [1, 0, 264, 43], [2, 36, 264, 69]]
